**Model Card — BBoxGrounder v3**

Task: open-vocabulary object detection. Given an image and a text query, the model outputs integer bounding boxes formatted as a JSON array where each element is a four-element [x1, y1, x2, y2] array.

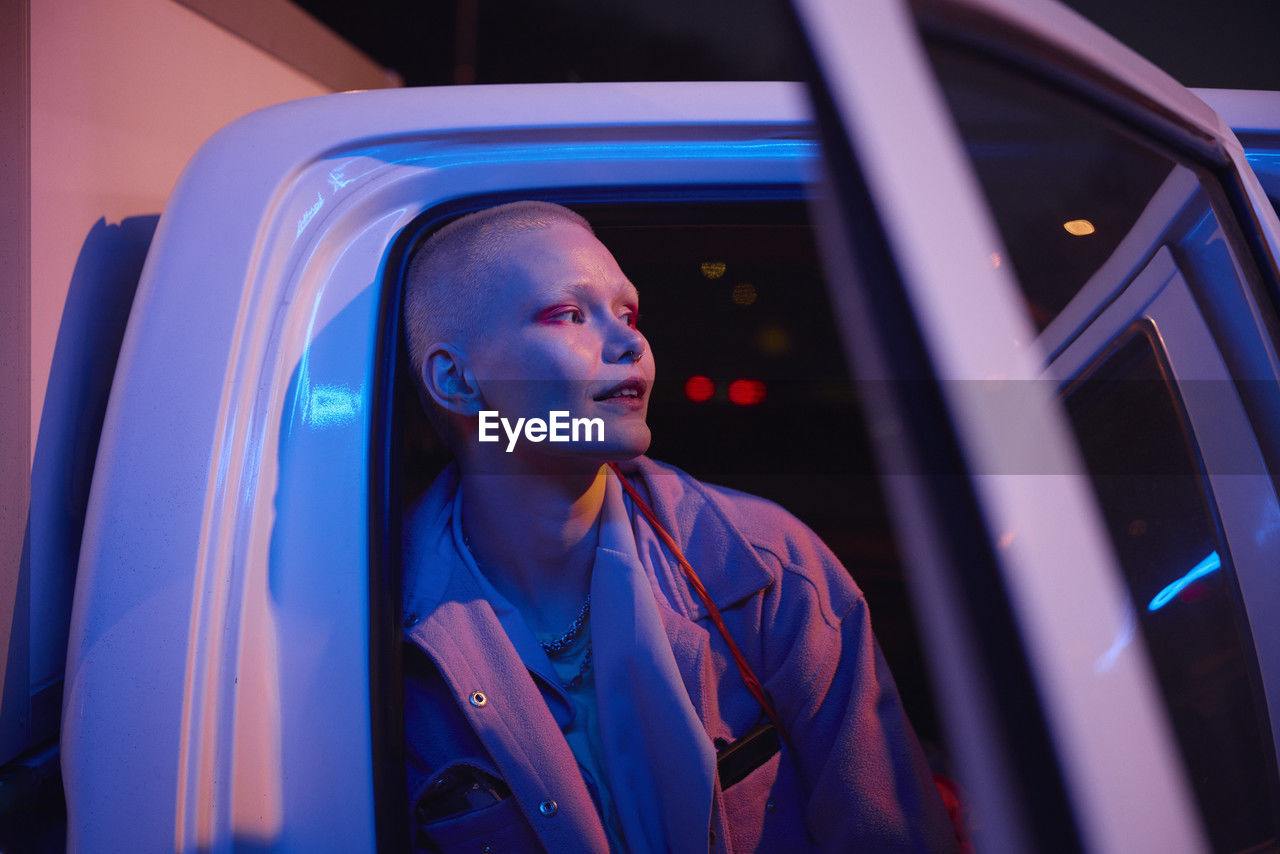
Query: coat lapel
[[402, 465, 608, 853], [592, 471, 717, 853], [617, 457, 775, 621], [400, 459, 759, 852], [409, 602, 609, 853]]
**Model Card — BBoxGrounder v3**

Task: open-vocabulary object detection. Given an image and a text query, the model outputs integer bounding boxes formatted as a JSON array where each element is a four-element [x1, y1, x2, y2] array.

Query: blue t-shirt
[[540, 625, 628, 852]]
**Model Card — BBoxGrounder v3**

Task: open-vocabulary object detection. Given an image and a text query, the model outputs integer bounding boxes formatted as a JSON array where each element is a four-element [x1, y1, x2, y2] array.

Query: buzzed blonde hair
[[402, 200, 594, 395]]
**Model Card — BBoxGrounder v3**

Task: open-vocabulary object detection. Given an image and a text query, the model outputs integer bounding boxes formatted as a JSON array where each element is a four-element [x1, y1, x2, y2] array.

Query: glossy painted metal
[[1197, 89, 1280, 135], [61, 82, 816, 851], [1198, 88, 1280, 228]]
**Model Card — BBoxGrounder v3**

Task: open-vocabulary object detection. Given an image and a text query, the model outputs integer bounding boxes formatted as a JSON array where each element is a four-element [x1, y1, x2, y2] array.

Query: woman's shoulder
[[631, 457, 864, 632], [630, 456, 837, 570]]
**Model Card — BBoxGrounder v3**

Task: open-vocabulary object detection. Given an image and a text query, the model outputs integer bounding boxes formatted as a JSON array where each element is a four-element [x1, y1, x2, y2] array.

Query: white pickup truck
[[54, 0, 1280, 850]]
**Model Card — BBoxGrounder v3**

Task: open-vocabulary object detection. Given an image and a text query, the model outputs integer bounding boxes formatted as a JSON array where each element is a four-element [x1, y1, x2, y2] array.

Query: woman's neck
[[458, 463, 608, 634]]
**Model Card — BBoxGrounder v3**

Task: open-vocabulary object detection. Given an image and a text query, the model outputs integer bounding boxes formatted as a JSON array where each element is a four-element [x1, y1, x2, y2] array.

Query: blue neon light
[[397, 139, 821, 171], [308, 384, 361, 427], [1147, 551, 1220, 612]]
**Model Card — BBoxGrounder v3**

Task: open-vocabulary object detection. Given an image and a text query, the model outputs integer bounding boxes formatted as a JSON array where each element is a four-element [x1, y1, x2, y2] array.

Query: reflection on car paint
[[1147, 550, 1221, 612]]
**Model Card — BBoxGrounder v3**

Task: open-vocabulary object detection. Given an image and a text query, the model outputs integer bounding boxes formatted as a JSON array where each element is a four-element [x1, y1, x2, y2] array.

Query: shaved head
[[403, 200, 594, 390]]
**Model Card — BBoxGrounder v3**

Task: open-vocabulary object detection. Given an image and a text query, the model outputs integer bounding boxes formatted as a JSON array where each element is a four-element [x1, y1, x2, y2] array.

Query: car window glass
[[1064, 329, 1276, 853], [925, 45, 1177, 332], [925, 41, 1280, 852]]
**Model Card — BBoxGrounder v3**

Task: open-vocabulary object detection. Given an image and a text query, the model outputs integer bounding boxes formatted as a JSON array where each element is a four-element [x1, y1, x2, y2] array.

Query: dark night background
[[292, 0, 1280, 91]]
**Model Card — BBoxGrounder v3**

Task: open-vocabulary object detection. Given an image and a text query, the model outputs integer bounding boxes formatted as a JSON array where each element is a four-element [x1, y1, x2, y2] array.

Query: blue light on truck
[[1147, 551, 1221, 612]]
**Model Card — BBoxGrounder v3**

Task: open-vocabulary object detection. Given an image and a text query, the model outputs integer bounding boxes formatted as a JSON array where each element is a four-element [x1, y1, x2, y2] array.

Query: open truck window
[[380, 195, 954, 847], [388, 194, 944, 740]]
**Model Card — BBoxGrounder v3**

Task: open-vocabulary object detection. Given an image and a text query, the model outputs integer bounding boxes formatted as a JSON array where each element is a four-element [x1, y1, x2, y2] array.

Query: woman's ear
[[421, 343, 484, 416]]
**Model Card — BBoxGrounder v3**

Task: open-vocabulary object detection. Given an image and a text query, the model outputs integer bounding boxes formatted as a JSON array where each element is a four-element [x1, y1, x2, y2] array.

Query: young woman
[[400, 200, 957, 852]]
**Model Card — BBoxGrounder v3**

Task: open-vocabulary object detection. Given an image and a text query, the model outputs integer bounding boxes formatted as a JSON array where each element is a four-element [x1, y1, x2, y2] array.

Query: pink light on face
[[685, 375, 715, 403], [728, 379, 766, 406]]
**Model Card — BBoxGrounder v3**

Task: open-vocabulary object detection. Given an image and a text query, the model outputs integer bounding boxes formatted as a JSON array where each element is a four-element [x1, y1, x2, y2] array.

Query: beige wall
[[29, 0, 332, 457]]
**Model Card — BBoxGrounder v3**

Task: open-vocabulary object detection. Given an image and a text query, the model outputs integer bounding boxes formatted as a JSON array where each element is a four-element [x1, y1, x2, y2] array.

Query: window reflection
[[927, 38, 1280, 851], [1064, 331, 1273, 852]]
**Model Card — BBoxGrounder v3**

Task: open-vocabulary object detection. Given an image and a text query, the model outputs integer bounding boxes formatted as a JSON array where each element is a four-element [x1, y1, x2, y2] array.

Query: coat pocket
[[719, 745, 807, 853], [414, 796, 533, 853], [412, 763, 538, 853], [717, 720, 781, 790]]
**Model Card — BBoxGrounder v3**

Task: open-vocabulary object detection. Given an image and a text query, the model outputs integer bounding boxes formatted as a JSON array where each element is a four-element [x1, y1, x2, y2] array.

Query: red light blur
[[684, 375, 715, 403], [728, 379, 766, 406]]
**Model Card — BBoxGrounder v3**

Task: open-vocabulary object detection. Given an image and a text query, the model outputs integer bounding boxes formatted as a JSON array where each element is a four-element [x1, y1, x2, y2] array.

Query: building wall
[[29, 0, 331, 461]]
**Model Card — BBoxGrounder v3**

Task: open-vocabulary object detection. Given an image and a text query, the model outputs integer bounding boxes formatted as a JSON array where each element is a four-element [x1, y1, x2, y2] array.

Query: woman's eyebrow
[[613, 280, 640, 303], [541, 280, 640, 301], [528, 282, 589, 306]]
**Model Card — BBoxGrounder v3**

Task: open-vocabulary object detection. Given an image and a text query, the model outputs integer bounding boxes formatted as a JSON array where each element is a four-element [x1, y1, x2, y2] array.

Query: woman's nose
[[607, 321, 646, 364]]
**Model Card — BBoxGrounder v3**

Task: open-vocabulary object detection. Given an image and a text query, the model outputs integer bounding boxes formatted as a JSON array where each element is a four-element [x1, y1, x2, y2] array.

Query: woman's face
[[465, 221, 656, 465]]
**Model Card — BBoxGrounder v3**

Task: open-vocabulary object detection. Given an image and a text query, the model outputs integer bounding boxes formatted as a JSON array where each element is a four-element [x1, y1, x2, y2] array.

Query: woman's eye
[[623, 310, 640, 328], [544, 307, 583, 323]]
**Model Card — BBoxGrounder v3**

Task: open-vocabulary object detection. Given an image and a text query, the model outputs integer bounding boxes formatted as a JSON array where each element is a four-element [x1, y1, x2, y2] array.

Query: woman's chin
[[539, 428, 651, 467]]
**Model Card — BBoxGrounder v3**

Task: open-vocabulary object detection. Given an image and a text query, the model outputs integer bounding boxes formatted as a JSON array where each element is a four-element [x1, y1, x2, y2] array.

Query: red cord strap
[[607, 462, 785, 737]]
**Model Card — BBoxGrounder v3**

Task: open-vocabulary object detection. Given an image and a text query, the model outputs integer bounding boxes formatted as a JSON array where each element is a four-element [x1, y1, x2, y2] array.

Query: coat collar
[[615, 456, 775, 621], [400, 467, 576, 712], [401, 463, 720, 851], [402, 457, 776, 624], [400, 462, 462, 622]]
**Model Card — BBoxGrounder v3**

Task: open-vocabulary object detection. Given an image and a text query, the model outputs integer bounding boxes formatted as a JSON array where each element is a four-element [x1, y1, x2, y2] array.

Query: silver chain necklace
[[543, 600, 594, 690], [463, 527, 594, 688], [540, 596, 590, 656]]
